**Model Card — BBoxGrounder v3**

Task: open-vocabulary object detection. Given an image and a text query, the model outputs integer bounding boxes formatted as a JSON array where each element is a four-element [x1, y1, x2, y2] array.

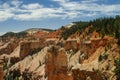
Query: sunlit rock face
[[0, 41, 19, 55], [20, 41, 45, 59], [45, 46, 73, 80], [0, 59, 3, 80], [0, 67, 3, 80], [63, 39, 80, 51]]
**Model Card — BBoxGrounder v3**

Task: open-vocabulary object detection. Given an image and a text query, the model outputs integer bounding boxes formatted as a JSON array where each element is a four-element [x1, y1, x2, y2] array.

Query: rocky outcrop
[[5, 47, 48, 80], [72, 69, 103, 80], [0, 58, 4, 80], [45, 46, 73, 80], [0, 41, 19, 55], [32, 31, 48, 38], [45, 29, 62, 39], [63, 39, 80, 51], [0, 67, 3, 80], [20, 41, 45, 59]]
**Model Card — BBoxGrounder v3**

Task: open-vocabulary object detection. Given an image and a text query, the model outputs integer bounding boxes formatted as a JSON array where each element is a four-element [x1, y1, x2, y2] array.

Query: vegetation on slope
[[89, 16, 120, 38], [62, 15, 120, 42], [0, 31, 27, 38], [114, 58, 120, 80], [61, 21, 89, 39], [25, 28, 54, 32], [0, 28, 53, 39], [41, 28, 54, 32]]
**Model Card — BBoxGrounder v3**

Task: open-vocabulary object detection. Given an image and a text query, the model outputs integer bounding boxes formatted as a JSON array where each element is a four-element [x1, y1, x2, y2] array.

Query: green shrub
[[114, 58, 120, 80], [98, 54, 108, 62]]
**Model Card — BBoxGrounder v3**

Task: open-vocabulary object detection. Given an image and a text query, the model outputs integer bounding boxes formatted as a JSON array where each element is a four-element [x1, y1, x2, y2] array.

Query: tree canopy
[[62, 15, 120, 41]]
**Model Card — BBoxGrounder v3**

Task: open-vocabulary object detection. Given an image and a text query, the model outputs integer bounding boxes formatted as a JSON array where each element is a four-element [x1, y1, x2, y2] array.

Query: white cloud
[[14, 7, 65, 20], [52, 0, 120, 17], [1, 3, 10, 8], [81, 0, 98, 3], [10, 0, 23, 7], [0, 10, 14, 21], [22, 3, 43, 10], [0, 0, 120, 21], [52, 0, 69, 3]]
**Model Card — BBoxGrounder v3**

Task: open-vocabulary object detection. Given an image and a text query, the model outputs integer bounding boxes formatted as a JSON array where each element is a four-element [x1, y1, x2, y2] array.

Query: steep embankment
[[10, 47, 48, 74], [0, 40, 19, 55], [4, 47, 48, 80]]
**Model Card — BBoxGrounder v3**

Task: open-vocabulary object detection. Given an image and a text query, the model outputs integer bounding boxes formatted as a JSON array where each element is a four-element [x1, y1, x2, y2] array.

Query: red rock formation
[[20, 41, 45, 59], [0, 59, 3, 80], [45, 46, 73, 80], [0, 67, 3, 80], [82, 38, 108, 59], [45, 29, 63, 39], [63, 39, 80, 51], [45, 46, 104, 80], [32, 31, 48, 38], [72, 69, 103, 80], [0, 41, 19, 55], [90, 30, 100, 39], [90, 38, 108, 54]]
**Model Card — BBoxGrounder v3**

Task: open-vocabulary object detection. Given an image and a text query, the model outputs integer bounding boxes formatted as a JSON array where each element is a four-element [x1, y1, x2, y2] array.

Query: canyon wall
[[0, 59, 3, 80], [45, 46, 73, 80], [20, 41, 45, 59]]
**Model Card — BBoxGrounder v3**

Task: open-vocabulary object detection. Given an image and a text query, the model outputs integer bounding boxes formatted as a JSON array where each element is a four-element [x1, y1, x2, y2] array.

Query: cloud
[[14, 7, 65, 20], [81, 0, 98, 3], [0, 0, 22, 21], [52, 0, 120, 17], [1, 3, 10, 8], [52, 0, 69, 3], [0, 10, 14, 21], [22, 3, 43, 10], [10, 0, 23, 7], [0, 0, 120, 21]]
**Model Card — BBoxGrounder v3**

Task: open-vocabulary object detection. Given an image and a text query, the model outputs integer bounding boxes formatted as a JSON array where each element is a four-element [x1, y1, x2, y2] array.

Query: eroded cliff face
[[1, 35, 119, 80], [63, 39, 80, 51], [72, 69, 103, 80], [5, 47, 48, 80], [45, 46, 73, 80], [0, 67, 3, 80], [20, 41, 45, 59], [1, 27, 120, 80], [0, 58, 3, 80], [0, 40, 19, 55]]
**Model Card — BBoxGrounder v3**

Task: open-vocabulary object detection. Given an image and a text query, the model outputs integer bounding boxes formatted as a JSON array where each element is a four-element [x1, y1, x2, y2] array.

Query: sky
[[0, 0, 120, 35]]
